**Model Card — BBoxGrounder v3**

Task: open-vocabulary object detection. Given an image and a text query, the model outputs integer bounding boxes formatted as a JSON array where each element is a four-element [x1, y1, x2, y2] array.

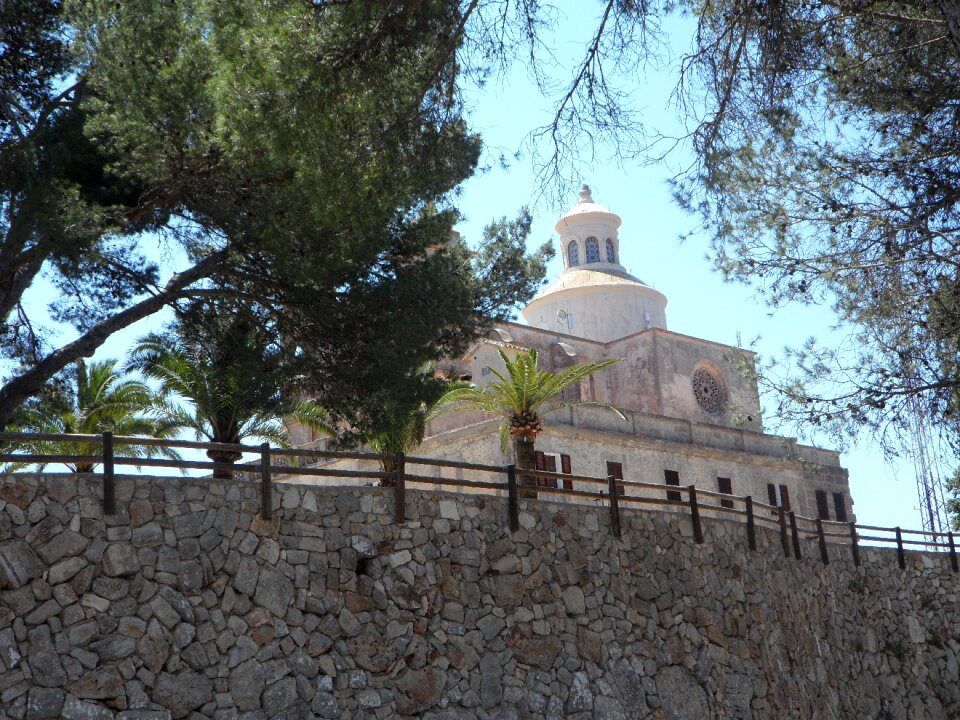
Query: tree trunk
[[512, 435, 538, 500], [940, 0, 960, 57], [207, 449, 242, 480], [0, 251, 226, 429]]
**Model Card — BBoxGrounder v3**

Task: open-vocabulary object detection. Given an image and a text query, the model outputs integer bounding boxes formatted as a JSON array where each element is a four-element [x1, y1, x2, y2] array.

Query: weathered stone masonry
[[0, 473, 958, 720]]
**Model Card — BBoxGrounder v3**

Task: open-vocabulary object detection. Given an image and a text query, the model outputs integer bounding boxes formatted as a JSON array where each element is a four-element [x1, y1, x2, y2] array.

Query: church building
[[417, 186, 853, 522]]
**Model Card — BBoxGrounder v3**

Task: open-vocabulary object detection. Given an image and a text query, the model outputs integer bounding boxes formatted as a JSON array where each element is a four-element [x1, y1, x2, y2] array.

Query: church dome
[[522, 186, 668, 343]]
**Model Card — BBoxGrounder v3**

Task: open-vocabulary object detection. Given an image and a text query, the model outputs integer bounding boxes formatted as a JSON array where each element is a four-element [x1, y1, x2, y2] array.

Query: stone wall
[[0, 473, 957, 720]]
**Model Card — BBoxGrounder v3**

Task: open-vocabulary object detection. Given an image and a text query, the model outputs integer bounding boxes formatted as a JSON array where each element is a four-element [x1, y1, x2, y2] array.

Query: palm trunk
[[379, 457, 397, 487], [207, 449, 242, 480], [512, 435, 538, 499]]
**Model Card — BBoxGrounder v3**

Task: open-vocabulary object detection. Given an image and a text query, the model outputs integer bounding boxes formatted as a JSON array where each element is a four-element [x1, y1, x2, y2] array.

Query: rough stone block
[[102, 544, 139, 577], [36, 531, 88, 566], [0, 539, 45, 589], [151, 671, 212, 719], [68, 666, 124, 701], [25, 686, 65, 719], [61, 694, 115, 720], [253, 566, 293, 617]]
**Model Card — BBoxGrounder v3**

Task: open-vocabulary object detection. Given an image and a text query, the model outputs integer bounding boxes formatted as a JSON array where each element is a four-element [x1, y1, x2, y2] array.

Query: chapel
[[414, 186, 853, 522]]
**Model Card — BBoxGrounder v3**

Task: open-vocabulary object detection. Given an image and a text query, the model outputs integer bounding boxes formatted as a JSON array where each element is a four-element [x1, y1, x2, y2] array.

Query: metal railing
[[1, 431, 957, 572]]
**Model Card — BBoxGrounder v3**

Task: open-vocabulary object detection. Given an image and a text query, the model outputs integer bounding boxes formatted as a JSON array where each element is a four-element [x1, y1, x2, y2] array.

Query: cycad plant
[[4, 359, 179, 472], [129, 308, 333, 479], [436, 349, 624, 492]]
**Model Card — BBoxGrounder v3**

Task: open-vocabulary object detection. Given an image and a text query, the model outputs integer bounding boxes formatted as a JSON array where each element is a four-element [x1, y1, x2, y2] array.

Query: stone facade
[[0, 473, 957, 719]]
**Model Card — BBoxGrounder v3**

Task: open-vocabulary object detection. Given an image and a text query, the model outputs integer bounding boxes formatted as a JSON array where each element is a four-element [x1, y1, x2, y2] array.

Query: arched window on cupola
[[567, 241, 580, 267], [585, 236, 600, 263], [605, 238, 616, 263]]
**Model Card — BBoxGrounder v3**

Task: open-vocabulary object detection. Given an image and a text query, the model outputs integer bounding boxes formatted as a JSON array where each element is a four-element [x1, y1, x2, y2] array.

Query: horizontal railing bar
[[0, 431, 102, 443], [856, 524, 949, 538], [617, 478, 691, 493], [272, 466, 392, 480], [534, 486, 606, 500], [691, 487, 739, 502], [698, 505, 748, 518], [112, 457, 243, 473], [0, 453, 101, 465], [403, 455, 507, 473], [902, 539, 951, 549], [619, 495, 689, 510], [404, 474, 506, 490], [269, 447, 393, 462], [112, 436, 259, 453], [517, 468, 608, 485]]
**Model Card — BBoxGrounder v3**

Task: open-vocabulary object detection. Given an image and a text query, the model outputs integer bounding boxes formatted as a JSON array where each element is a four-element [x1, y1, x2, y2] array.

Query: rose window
[[692, 367, 726, 413]]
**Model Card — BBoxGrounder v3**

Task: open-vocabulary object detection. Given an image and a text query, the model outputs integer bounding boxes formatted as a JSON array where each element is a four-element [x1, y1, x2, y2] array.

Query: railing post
[[949, 532, 958, 573], [102, 431, 115, 516], [789, 511, 802, 560], [895, 527, 906, 569], [506, 465, 520, 532], [745, 496, 757, 551], [607, 475, 622, 539], [850, 522, 861, 567], [778, 506, 790, 557], [816, 518, 829, 565], [688, 485, 704, 544], [393, 452, 406, 524], [259, 443, 272, 521]]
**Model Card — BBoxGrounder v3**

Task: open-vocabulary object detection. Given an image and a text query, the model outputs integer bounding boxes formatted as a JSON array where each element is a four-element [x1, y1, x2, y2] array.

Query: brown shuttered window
[[606, 461, 624, 496], [815, 490, 830, 520], [779, 484, 791, 512], [543, 454, 557, 488], [535, 451, 546, 487], [767, 483, 791, 513], [664, 469, 681, 502], [833, 492, 848, 522], [561, 454, 573, 491], [717, 477, 733, 509]]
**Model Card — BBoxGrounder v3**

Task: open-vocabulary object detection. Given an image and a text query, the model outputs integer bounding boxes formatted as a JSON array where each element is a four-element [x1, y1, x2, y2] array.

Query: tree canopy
[[0, 1, 551, 430]]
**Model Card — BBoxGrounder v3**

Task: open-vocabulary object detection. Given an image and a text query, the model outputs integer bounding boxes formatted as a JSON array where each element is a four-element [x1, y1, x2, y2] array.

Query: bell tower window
[[567, 241, 580, 267], [605, 238, 616, 263], [585, 236, 600, 263]]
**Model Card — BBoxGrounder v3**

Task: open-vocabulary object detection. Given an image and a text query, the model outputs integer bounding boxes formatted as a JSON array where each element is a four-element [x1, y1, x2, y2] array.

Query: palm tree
[[128, 327, 333, 479], [4, 359, 179, 472], [435, 349, 625, 494]]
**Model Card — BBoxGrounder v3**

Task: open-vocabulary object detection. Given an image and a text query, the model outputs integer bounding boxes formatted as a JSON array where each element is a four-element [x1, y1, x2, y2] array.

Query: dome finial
[[578, 184, 593, 204]]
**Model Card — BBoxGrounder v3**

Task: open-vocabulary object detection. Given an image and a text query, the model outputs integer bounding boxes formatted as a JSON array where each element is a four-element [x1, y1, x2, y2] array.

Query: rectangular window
[[607, 461, 624, 497], [664, 469, 681, 502], [833, 492, 848, 522], [535, 452, 558, 488], [560, 454, 573, 491], [767, 483, 792, 512], [717, 477, 733, 509], [815, 490, 830, 520]]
